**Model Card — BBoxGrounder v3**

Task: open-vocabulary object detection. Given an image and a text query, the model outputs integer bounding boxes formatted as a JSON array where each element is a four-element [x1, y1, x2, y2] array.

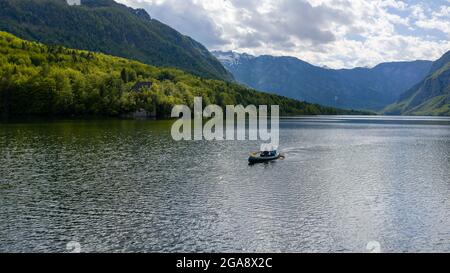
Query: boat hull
[[248, 153, 281, 163]]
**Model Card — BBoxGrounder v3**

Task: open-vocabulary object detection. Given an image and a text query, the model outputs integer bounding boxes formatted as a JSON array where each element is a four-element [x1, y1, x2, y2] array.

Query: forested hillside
[[0, 32, 365, 119], [0, 0, 233, 81]]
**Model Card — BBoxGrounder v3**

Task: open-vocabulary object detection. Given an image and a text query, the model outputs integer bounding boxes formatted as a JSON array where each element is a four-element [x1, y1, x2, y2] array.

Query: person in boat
[[258, 144, 277, 157], [260, 150, 277, 157], [248, 144, 280, 163]]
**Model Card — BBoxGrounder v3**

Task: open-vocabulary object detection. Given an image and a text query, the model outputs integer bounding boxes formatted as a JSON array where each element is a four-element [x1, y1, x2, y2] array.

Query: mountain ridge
[[213, 51, 433, 110], [0, 0, 233, 81]]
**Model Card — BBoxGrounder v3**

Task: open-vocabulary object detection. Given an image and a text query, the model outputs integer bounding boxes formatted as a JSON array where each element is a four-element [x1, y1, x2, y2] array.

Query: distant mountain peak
[[214, 50, 433, 110], [212, 51, 255, 67]]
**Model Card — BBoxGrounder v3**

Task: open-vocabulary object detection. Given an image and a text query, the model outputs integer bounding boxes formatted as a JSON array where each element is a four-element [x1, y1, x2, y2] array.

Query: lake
[[0, 116, 449, 252]]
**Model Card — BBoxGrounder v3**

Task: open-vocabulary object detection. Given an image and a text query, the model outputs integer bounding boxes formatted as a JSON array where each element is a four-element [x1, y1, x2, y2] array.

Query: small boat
[[248, 145, 283, 163]]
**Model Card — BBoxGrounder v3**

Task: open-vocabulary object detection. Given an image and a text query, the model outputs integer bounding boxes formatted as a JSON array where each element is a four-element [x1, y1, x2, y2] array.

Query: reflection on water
[[0, 116, 449, 252]]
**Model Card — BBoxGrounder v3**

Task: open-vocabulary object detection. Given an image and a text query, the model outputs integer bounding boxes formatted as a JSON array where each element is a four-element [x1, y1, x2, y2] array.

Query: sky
[[116, 0, 450, 68]]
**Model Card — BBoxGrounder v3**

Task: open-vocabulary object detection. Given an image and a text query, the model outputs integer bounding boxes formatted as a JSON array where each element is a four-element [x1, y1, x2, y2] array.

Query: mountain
[[0, 31, 368, 119], [213, 51, 432, 110], [428, 50, 450, 75], [383, 51, 450, 116], [0, 0, 233, 81]]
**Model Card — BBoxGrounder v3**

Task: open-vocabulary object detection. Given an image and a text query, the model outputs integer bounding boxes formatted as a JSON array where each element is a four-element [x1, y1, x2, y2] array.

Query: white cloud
[[117, 0, 450, 68], [415, 4, 450, 37]]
